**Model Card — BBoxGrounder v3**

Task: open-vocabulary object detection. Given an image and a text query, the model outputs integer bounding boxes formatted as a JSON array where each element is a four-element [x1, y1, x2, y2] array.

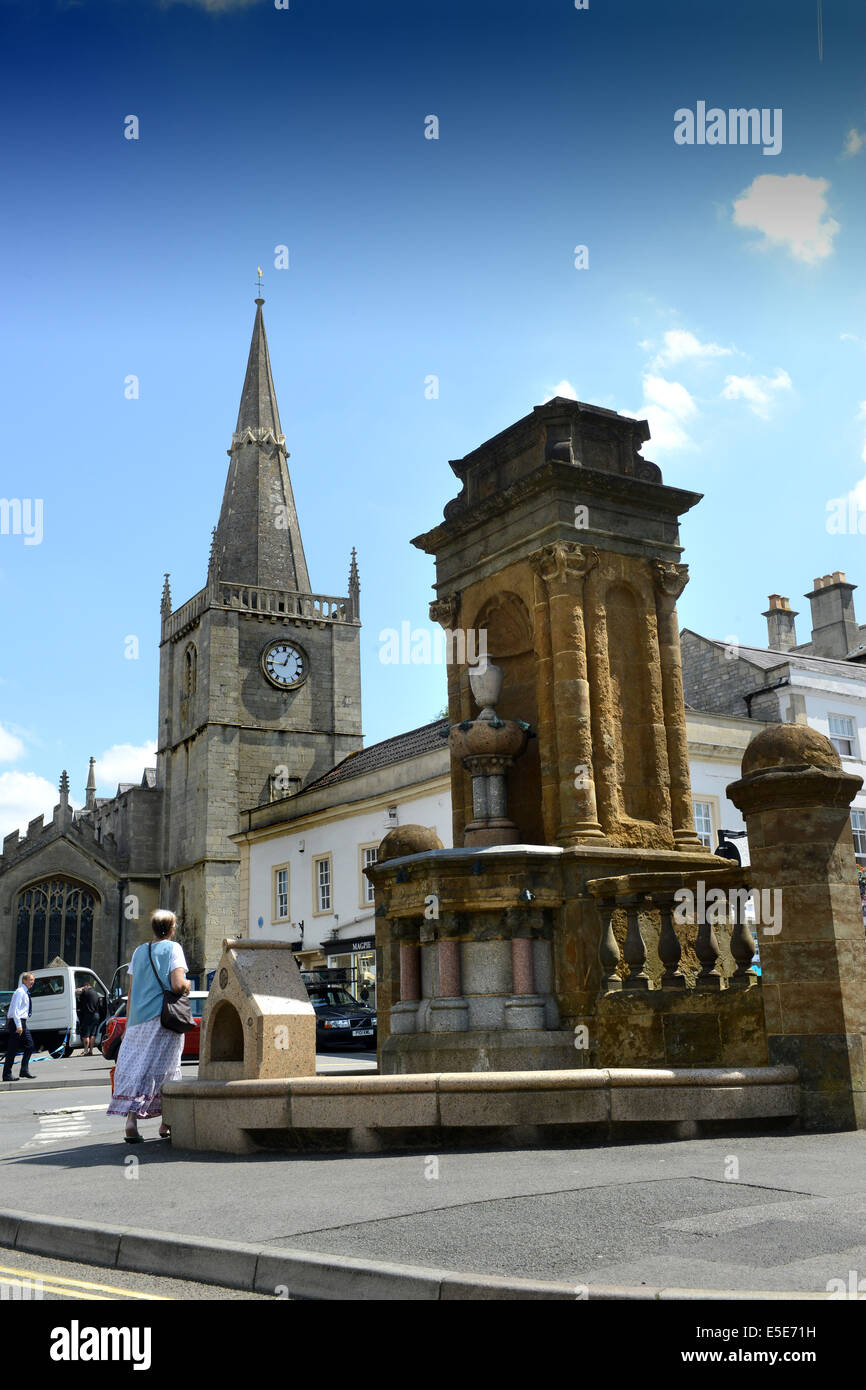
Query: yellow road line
[[0, 1276, 113, 1300], [0, 1262, 169, 1300]]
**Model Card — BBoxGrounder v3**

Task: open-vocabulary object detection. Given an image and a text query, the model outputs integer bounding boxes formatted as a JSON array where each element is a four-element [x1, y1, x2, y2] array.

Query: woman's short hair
[[151, 910, 176, 939]]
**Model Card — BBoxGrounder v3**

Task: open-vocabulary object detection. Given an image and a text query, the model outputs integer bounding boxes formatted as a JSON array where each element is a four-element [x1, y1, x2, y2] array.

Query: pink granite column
[[511, 937, 535, 995], [399, 943, 420, 1002], [438, 939, 461, 998]]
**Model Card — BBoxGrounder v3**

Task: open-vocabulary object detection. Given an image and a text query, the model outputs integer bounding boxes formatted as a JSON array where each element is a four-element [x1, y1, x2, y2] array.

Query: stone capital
[[529, 541, 599, 589], [429, 592, 461, 628], [652, 560, 690, 600]]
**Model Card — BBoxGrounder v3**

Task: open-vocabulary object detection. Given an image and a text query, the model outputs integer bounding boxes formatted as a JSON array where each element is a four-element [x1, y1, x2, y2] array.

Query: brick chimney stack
[[806, 572, 859, 659], [762, 594, 798, 652]]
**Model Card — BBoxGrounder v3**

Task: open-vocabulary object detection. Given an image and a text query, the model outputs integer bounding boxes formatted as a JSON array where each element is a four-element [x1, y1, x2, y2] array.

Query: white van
[[23, 965, 111, 1057]]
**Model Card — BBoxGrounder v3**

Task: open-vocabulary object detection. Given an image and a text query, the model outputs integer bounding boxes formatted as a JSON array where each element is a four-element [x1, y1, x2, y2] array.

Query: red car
[[102, 992, 208, 1061]]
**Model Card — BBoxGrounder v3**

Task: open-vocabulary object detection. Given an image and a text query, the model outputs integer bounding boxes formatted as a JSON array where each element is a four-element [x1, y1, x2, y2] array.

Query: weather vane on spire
[[255, 265, 264, 298]]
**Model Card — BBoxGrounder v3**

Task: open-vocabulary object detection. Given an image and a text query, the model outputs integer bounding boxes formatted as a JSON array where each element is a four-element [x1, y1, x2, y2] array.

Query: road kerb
[[0, 1208, 833, 1300]]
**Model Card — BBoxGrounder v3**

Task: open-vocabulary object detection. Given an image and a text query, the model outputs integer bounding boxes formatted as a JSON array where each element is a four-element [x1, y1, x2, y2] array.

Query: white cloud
[[732, 174, 839, 264], [651, 329, 733, 369], [630, 374, 698, 452], [842, 127, 865, 158], [857, 400, 866, 421], [0, 771, 70, 840], [95, 741, 157, 791], [721, 368, 792, 419], [0, 724, 25, 763], [542, 380, 578, 403]]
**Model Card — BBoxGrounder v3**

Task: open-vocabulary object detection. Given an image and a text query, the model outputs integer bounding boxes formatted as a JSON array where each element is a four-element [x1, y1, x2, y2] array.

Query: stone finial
[[377, 824, 443, 862], [58, 770, 70, 810], [741, 723, 841, 776], [85, 756, 96, 811], [160, 573, 172, 617], [348, 546, 360, 619]]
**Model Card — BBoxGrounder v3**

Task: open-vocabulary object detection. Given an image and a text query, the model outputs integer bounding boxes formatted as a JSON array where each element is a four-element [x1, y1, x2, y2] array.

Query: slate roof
[[686, 632, 866, 682], [303, 719, 450, 792]]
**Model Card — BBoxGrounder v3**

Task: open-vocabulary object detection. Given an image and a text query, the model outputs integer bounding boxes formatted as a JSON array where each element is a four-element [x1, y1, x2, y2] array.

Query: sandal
[[124, 1127, 142, 1143], [158, 1125, 171, 1139]]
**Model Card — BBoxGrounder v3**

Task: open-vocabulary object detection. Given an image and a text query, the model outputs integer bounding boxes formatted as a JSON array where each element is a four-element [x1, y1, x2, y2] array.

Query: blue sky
[[1, 0, 865, 831]]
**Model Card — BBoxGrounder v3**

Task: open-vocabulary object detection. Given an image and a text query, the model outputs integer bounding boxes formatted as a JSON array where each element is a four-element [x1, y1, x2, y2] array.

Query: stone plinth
[[727, 724, 866, 1131], [198, 938, 316, 1082], [369, 841, 719, 1074]]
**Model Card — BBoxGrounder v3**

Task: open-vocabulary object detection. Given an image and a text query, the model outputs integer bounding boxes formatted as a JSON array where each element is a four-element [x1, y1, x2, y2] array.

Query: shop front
[[326, 933, 377, 1010]]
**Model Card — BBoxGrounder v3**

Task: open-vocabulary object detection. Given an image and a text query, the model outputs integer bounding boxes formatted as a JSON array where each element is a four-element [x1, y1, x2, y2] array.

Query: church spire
[[235, 298, 282, 439], [213, 299, 311, 593]]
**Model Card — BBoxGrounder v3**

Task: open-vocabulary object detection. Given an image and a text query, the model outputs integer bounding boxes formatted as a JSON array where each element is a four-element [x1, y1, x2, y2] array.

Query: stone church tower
[[156, 297, 363, 970], [0, 298, 361, 985]]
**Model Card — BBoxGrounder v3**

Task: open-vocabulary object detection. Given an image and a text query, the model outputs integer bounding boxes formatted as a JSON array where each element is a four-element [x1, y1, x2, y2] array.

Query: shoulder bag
[[148, 942, 195, 1034]]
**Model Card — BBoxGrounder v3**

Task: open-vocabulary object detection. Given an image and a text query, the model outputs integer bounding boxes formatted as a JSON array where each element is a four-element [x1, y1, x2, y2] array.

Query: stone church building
[[0, 299, 363, 986]]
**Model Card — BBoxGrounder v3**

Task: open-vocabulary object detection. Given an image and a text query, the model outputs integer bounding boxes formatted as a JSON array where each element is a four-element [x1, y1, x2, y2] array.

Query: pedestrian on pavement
[[75, 980, 101, 1056], [106, 910, 190, 1142], [2, 973, 36, 1081]]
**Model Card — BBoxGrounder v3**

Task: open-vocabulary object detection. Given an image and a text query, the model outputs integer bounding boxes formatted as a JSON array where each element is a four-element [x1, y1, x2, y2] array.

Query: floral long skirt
[[106, 1017, 183, 1119]]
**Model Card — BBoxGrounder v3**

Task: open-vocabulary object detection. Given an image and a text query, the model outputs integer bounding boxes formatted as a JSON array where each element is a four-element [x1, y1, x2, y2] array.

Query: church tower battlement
[[156, 298, 363, 970]]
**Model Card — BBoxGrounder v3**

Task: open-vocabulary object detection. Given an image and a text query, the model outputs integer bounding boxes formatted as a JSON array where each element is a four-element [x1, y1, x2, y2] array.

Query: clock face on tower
[[261, 640, 307, 690]]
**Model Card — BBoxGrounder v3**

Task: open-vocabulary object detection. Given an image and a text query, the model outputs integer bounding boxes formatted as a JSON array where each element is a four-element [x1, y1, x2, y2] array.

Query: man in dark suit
[[2, 973, 36, 1081]]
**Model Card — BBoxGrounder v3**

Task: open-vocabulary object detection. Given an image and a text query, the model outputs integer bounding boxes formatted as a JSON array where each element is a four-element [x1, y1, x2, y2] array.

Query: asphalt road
[[3, 1070, 866, 1294]]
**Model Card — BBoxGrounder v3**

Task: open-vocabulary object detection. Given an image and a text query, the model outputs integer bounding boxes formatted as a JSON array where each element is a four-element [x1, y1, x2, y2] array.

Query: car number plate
[[353, 1029, 374, 1036]]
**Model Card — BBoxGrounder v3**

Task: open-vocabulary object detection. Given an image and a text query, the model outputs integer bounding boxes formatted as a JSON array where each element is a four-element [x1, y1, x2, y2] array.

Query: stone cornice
[[412, 459, 703, 555]]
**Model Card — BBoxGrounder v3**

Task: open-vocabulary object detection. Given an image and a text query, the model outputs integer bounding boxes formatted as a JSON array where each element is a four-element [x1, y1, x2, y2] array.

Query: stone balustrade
[[162, 581, 356, 642], [587, 865, 758, 996]]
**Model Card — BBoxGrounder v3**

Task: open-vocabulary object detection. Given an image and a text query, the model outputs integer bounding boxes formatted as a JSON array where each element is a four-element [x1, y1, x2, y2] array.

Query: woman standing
[[107, 909, 190, 1142]]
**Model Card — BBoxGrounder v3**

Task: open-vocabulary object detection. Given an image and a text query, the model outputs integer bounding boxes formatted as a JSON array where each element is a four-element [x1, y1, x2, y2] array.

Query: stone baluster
[[597, 897, 621, 992], [652, 890, 685, 989], [622, 893, 650, 990], [695, 914, 723, 991], [729, 886, 757, 988]]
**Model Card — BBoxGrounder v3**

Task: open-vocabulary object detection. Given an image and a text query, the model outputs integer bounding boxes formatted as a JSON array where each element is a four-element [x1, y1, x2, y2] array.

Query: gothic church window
[[181, 643, 197, 725], [14, 879, 96, 978], [184, 644, 197, 696]]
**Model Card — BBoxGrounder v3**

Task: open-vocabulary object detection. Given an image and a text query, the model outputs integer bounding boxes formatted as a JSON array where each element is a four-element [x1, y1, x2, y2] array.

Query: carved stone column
[[653, 561, 704, 848], [530, 564, 560, 843], [529, 542, 606, 845], [583, 565, 619, 834]]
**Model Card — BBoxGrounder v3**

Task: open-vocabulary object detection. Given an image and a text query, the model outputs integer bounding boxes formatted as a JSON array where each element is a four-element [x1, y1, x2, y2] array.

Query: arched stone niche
[[206, 999, 245, 1064], [469, 590, 543, 845]]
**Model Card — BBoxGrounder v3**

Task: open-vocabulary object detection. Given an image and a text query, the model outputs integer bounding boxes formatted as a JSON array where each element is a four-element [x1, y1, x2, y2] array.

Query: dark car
[[306, 985, 377, 1049]]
